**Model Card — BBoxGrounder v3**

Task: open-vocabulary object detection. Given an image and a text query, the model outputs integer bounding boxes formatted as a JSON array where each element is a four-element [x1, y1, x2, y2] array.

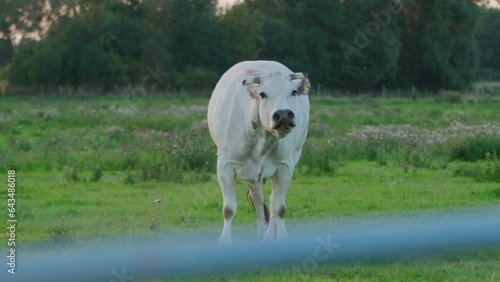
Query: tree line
[[0, 0, 499, 92]]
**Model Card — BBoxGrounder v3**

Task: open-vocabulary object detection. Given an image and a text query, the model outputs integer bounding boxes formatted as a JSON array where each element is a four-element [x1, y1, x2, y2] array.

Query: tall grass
[[139, 130, 216, 183], [2, 95, 500, 184], [322, 122, 500, 172], [453, 152, 500, 183]]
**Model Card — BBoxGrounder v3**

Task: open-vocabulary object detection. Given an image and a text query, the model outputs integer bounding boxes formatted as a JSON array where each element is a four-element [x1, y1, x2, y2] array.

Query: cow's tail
[[247, 190, 270, 225]]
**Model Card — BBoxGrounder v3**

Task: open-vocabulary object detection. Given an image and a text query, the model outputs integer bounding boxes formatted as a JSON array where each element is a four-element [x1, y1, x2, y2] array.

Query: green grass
[[1, 92, 500, 281], [9, 162, 499, 245]]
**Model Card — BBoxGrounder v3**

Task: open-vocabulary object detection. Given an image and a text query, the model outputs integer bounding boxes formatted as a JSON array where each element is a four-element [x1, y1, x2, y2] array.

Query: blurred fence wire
[[4, 208, 500, 281]]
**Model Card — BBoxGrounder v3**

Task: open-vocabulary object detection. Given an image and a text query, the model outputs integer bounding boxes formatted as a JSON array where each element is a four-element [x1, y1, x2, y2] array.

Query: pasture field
[[1, 92, 500, 281]]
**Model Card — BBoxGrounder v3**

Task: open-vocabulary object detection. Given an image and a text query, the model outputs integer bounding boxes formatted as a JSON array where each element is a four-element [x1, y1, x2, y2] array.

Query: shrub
[[63, 166, 80, 182], [168, 131, 215, 172], [141, 161, 185, 183], [446, 135, 500, 162], [397, 147, 433, 171], [124, 166, 137, 185], [328, 122, 500, 165], [330, 125, 435, 168], [437, 90, 462, 103], [46, 220, 73, 244], [8, 137, 32, 152], [488, 187, 500, 198], [140, 130, 216, 182], [299, 138, 340, 175], [120, 146, 138, 169], [438, 122, 500, 161], [90, 166, 103, 182], [453, 152, 500, 183], [174, 67, 219, 90]]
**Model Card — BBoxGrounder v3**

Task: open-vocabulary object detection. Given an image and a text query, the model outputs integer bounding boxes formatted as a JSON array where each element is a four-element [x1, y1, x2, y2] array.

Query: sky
[[218, 0, 238, 8]]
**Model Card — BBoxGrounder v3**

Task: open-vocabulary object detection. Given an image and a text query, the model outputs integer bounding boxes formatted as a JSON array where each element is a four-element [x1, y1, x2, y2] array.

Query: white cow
[[207, 61, 310, 245]]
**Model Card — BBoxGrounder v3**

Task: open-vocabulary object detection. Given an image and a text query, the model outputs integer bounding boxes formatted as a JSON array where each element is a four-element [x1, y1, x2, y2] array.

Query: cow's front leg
[[246, 181, 267, 240], [218, 160, 237, 245], [264, 165, 292, 241]]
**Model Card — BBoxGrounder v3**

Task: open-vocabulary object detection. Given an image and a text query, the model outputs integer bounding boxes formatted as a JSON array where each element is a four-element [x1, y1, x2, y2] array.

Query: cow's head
[[243, 72, 310, 138]]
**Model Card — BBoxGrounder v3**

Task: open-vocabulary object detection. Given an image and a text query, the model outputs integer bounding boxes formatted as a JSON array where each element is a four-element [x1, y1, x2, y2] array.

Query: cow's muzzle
[[272, 109, 296, 132]]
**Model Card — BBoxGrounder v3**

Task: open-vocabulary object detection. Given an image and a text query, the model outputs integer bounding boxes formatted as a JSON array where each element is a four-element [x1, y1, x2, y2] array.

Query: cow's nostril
[[287, 111, 295, 120], [273, 112, 281, 122]]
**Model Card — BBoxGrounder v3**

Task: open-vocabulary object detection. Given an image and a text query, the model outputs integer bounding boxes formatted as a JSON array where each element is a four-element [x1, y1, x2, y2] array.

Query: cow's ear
[[242, 77, 261, 99], [294, 77, 311, 95]]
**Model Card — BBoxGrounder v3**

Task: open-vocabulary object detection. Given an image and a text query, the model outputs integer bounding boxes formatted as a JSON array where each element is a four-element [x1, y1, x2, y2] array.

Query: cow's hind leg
[[246, 181, 268, 240], [264, 166, 292, 241], [217, 159, 237, 245]]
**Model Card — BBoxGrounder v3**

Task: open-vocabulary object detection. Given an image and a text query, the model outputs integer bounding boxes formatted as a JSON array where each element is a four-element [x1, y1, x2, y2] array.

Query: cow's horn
[[242, 77, 261, 86], [290, 73, 308, 80]]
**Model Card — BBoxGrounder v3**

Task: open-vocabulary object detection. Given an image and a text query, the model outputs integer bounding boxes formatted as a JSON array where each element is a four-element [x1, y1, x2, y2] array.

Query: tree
[[397, 0, 481, 90], [338, 0, 402, 90], [9, 39, 37, 86], [150, 0, 233, 89], [257, 17, 332, 87], [9, 1, 146, 89], [248, 0, 402, 90], [475, 7, 500, 79], [0, 38, 13, 67], [221, 2, 264, 61], [4, 0, 486, 92]]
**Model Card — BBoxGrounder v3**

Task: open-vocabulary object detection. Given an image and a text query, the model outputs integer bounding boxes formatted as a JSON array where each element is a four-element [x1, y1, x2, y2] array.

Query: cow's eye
[[259, 92, 267, 99], [291, 90, 298, 97]]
